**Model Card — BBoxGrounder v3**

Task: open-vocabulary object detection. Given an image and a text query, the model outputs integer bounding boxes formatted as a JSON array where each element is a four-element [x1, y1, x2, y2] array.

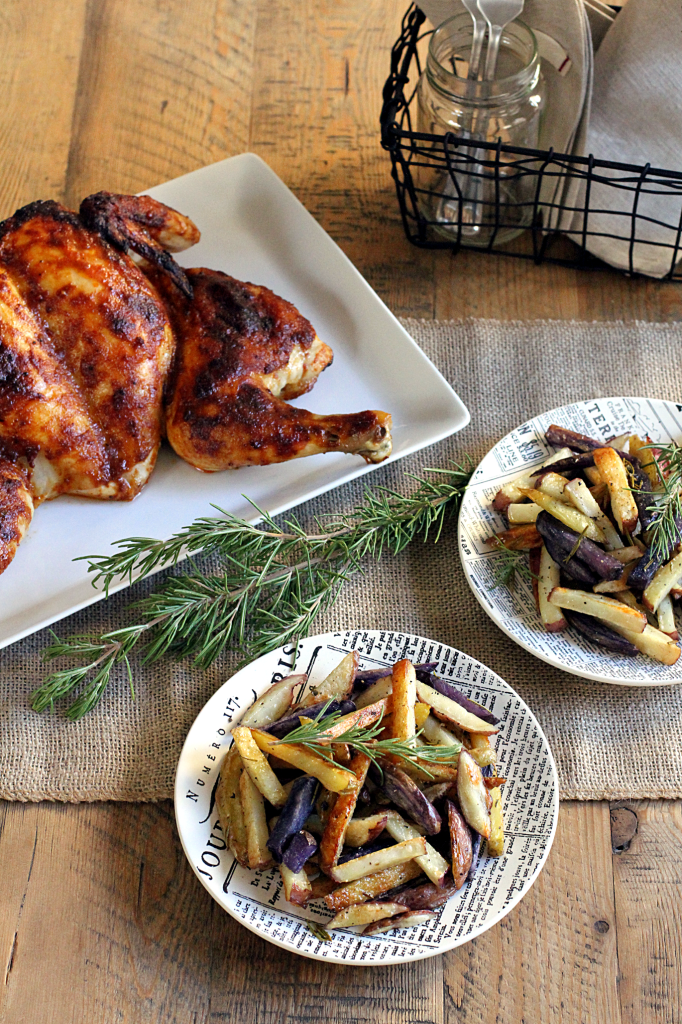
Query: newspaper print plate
[[175, 630, 559, 965], [459, 397, 682, 686]]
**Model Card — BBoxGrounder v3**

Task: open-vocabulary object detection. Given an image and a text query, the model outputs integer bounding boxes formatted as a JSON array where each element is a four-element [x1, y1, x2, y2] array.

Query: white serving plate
[[0, 154, 468, 649], [459, 397, 682, 686], [174, 630, 559, 965]]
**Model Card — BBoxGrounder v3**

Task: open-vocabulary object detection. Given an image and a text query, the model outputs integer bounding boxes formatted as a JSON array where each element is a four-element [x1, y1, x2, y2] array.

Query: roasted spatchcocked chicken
[[0, 191, 392, 575]]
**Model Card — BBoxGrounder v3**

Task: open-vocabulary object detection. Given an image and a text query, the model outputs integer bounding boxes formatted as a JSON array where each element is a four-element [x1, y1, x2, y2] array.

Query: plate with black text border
[[459, 397, 682, 685], [0, 153, 468, 650], [174, 630, 559, 965]]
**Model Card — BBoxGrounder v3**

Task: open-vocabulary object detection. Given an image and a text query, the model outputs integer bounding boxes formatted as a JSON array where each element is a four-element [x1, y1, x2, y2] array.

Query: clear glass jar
[[416, 13, 544, 246]]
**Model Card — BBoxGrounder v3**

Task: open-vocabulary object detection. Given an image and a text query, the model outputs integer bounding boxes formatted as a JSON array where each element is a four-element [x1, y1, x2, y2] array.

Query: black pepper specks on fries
[[215, 652, 505, 936], [488, 424, 682, 666]]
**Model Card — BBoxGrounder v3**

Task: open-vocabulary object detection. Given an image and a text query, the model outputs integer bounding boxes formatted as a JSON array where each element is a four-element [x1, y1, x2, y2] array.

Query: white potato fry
[[520, 487, 605, 543], [657, 594, 678, 639], [216, 747, 248, 867], [240, 771, 273, 871], [420, 713, 462, 751], [467, 732, 497, 767], [391, 659, 417, 742], [280, 864, 312, 906], [593, 562, 635, 594], [643, 548, 682, 613], [384, 811, 449, 887], [362, 910, 436, 935], [327, 901, 408, 930], [593, 447, 638, 534], [330, 836, 427, 884], [355, 676, 393, 709], [306, 651, 358, 703], [548, 587, 647, 633], [538, 472, 570, 501], [610, 546, 644, 564], [507, 502, 541, 524], [250, 728, 355, 793], [239, 674, 303, 729], [564, 477, 622, 549], [610, 622, 681, 665], [344, 813, 389, 847], [232, 727, 288, 807], [416, 682, 499, 735], [487, 787, 505, 857], [457, 749, 491, 839], [538, 544, 566, 631]]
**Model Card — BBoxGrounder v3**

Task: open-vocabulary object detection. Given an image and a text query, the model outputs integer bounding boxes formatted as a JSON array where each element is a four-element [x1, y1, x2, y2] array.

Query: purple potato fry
[[536, 512, 622, 581], [351, 662, 438, 695], [565, 611, 639, 656], [380, 764, 442, 835], [446, 800, 473, 890], [266, 775, 319, 862], [467, 830, 483, 883], [281, 830, 318, 872], [416, 672, 500, 726], [384, 876, 457, 911], [265, 699, 356, 738]]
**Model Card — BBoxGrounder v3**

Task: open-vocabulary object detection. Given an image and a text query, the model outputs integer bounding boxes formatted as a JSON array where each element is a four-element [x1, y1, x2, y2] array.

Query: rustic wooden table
[[1, 2, 680, 1021]]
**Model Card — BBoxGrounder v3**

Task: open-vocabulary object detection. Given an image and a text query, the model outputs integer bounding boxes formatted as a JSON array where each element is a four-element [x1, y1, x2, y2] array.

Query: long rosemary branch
[[32, 460, 472, 719]]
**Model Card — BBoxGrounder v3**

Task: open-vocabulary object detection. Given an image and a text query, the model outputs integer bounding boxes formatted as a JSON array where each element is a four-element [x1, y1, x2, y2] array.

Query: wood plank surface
[[1, 0, 681, 1021]]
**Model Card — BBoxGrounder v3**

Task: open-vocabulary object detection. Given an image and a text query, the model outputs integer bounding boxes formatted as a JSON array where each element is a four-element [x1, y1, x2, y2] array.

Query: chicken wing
[[153, 267, 392, 471]]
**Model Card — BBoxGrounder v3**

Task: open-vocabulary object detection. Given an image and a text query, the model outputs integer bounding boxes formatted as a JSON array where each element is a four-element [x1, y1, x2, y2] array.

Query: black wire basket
[[380, 4, 682, 278]]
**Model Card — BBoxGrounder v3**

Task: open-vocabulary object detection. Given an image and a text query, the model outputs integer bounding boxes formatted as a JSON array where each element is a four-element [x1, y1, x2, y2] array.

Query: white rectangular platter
[[0, 153, 468, 648]]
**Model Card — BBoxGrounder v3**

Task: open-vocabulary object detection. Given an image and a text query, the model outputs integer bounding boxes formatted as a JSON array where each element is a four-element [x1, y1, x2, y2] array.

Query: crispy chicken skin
[[0, 194, 197, 500], [154, 267, 393, 471], [0, 458, 33, 574]]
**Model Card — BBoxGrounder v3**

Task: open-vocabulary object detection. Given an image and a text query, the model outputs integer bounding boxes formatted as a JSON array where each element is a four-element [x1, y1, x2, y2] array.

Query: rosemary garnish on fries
[[277, 699, 462, 780], [32, 461, 473, 719], [641, 441, 682, 564]]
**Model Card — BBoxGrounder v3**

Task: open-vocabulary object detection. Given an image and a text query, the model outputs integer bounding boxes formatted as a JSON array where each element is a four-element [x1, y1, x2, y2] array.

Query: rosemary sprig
[[563, 524, 589, 565], [641, 441, 682, 564], [278, 700, 462, 779], [32, 461, 472, 719], [489, 542, 533, 590]]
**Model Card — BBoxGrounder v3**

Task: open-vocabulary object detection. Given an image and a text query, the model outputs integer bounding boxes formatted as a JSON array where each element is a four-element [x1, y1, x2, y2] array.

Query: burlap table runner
[[3, 318, 682, 803]]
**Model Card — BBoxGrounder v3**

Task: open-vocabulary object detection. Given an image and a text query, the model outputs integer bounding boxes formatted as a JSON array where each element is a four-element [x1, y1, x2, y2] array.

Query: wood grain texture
[[0, 800, 633, 1024], [612, 801, 682, 1024], [65, 0, 256, 204], [1, 0, 682, 1020], [0, 0, 87, 215], [443, 803, 620, 1024]]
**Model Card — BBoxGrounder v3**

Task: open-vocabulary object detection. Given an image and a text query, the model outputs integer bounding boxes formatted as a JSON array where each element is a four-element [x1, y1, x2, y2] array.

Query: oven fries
[[215, 654, 506, 937], [487, 423, 682, 667]]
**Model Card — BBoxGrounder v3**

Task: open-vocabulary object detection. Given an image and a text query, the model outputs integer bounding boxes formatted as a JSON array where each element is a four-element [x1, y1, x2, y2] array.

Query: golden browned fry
[[328, 901, 407, 931], [447, 800, 473, 889], [153, 267, 392, 470], [391, 659, 417, 743], [324, 860, 424, 911], [215, 747, 248, 867], [487, 524, 543, 551], [319, 753, 371, 875]]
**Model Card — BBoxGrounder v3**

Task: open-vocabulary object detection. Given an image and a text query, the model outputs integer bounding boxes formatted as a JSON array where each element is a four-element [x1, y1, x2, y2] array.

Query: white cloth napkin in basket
[[567, 0, 682, 277]]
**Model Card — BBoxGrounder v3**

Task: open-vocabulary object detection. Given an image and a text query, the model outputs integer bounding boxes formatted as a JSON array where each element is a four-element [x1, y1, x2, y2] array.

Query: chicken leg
[[151, 267, 392, 471]]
